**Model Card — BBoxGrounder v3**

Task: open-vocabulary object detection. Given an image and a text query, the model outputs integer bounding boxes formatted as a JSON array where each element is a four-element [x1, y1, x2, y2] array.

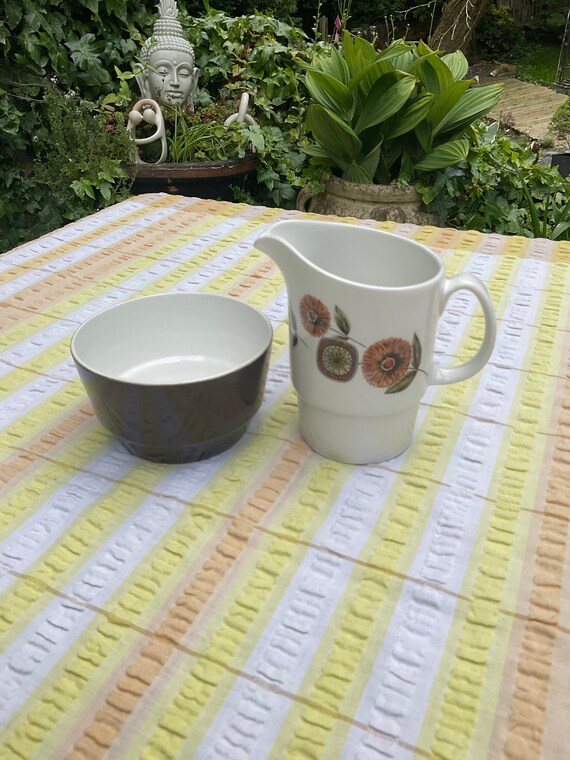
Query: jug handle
[[296, 186, 314, 212], [429, 273, 497, 386]]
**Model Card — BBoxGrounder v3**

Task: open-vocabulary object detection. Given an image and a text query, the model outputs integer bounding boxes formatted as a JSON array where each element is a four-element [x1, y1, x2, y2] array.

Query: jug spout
[[254, 223, 305, 286]]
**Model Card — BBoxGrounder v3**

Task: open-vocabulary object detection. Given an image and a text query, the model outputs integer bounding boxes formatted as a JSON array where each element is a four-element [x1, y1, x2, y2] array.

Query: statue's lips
[[166, 92, 184, 100]]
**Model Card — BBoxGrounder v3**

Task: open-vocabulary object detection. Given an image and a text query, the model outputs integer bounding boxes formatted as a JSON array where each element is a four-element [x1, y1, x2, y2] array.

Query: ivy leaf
[[412, 333, 421, 369], [334, 305, 350, 335], [385, 370, 417, 394]]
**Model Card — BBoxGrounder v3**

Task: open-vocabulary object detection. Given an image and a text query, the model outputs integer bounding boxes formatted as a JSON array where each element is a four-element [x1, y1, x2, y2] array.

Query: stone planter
[[129, 156, 258, 200], [296, 176, 431, 224]]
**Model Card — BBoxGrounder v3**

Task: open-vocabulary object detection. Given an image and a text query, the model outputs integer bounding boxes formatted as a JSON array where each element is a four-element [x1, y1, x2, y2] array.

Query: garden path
[[483, 74, 567, 145]]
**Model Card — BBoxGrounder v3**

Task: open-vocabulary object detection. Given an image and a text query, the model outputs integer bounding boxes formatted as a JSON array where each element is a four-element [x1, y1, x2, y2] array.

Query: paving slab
[[486, 77, 567, 144]]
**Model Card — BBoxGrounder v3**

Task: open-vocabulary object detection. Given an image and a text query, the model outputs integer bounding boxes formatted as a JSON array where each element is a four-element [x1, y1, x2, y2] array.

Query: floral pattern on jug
[[297, 294, 422, 394]]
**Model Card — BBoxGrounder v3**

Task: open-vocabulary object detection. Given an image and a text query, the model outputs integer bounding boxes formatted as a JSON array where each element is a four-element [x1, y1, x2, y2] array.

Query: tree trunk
[[429, 0, 490, 54]]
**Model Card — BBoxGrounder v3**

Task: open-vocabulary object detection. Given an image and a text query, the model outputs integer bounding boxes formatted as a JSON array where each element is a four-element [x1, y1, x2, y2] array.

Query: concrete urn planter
[[296, 176, 431, 224]]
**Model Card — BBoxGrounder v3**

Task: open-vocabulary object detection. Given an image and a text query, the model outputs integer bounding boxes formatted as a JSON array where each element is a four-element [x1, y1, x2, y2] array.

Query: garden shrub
[[181, 9, 318, 206], [474, 6, 528, 62], [418, 122, 570, 239], [0, 0, 157, 252], [185, 0, 298, 18], [549, 98, 570, 148], [0, 0, 314, 253]]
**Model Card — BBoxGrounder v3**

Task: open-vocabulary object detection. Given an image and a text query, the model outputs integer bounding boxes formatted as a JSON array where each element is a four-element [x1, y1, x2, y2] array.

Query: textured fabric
[[0, 193, 568, 760]]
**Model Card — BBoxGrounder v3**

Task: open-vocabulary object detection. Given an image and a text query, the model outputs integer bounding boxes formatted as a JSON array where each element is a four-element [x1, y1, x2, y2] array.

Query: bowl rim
[[70, 292, 273, 387]]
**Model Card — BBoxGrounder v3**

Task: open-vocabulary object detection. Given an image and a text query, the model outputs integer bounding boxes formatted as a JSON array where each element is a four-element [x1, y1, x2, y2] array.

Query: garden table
[[0, 193, 569, 760]]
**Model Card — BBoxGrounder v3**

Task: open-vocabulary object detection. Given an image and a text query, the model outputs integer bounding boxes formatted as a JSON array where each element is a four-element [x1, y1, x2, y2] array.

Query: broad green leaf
[[347, 39, 413, 97], [376, 38, 414, 62], [325, 44, 352, 86], [388, 49, 417, 73], [305, 70, 354, 119], [427, 80, 471, 130], [305, 104, 362, 165], [303, 143, 337, 159], [552, 220, 570, 240], [432, 84, 503, 138], [414, 120, 432, 153], [359, 145, 381, 179], [384, 93, 434, 139], [354, 74, 415, 134], [341, 31, 376, 74], [414, 138, 470, 170], [415, 49, 453, 95], [348, 58, 395, 98], [344, 162, 374, 183], [442, 51, 469, 82]]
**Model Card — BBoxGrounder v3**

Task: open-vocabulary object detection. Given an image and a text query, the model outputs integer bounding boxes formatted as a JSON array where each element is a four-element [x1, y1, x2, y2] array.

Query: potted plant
[[128, 100, 261, 199], [297, 32, 503, 222]]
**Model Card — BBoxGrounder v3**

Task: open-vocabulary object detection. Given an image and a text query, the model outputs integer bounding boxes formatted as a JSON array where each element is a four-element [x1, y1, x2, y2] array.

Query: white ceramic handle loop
[[429, 273, 496, 386]]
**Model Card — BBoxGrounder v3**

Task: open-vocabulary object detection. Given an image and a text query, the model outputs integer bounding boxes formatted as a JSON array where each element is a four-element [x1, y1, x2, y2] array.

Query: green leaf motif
[[385, 370, 417, 394], [334, 305, 350, 335], [412, 333, 421, 369]]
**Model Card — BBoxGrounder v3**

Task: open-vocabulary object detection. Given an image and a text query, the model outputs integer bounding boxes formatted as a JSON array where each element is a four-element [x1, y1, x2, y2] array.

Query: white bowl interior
[[71, 294, 272, 384]]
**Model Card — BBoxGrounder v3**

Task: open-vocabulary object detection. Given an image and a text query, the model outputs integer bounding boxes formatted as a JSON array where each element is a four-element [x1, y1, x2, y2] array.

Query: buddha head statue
[[135, 0, 199, 110]]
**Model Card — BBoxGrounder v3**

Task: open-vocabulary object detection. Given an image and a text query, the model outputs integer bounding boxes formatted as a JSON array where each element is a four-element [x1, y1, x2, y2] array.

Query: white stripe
[[340, 255, 549, 759], [0, 351, 293, 725]]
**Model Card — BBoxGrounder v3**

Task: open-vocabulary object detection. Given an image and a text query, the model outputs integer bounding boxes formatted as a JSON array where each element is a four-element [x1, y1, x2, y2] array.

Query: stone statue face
[[146, 50, 196, 106]]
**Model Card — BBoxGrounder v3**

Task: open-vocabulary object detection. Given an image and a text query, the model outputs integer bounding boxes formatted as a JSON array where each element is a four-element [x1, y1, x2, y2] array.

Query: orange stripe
[[66, 442, 306, 760], [1, 403, 94, 488], [503, 369, 570, 759]]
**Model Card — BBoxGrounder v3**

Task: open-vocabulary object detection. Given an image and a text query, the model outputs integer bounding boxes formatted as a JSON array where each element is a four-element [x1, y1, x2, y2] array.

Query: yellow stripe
[[0, 391, 297, 759], [553, 240, 570, 263], [418, 261, 570, 760], [0, 295, 290, 753], [0, 302, 289, 640], [0, 203, 275, 354], [124, 250, 516, 759], [266, 252, 519, 759], [134, 456, 350, 760], [0, 195, 178, 284]]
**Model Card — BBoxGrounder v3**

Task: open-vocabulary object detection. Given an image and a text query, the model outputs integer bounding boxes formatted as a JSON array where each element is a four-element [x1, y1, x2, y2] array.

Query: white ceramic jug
[[255, 220, 496, 464]]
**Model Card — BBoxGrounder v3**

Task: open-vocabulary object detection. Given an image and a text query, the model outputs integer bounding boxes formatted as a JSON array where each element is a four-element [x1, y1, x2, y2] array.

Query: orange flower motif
[[362, 337, 412, 388], [299, 294, 330, 337]]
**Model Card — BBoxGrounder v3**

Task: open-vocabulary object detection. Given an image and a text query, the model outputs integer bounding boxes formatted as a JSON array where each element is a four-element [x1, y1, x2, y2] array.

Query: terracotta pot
[[296, 176, 431, 224], [128, 156, 258, 200]]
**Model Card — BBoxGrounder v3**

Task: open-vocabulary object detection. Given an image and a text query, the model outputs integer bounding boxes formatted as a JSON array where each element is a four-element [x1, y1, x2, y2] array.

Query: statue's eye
[[157, 67, 169, 77], [178, 67, 192, 78]]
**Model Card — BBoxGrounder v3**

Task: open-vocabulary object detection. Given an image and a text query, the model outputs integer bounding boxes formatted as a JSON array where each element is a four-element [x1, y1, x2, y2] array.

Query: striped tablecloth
[[1, 193, 569, 760]]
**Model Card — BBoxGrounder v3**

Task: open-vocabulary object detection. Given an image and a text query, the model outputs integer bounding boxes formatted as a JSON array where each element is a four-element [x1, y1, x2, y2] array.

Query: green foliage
[[161, 103, 260, 162], [516, 44, 561, 87], [0, 2, 313, 251], [186, 0, 298, 17], [0, 0, 156, 252], [417, 122, 570, 240], [302, 32, 502, 184], [475, 6, 527, 62], [34, 86, 134, 213], [182, 9, 317, 206], [549, 98, 570, 147]]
